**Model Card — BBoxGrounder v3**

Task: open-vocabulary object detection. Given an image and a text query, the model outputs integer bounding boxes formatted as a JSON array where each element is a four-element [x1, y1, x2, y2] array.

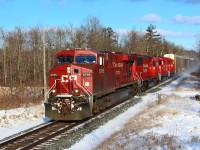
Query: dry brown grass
[[123, 96, 179, 134], [190, 135, 200, 142], [97, 74, 200, 150], [99, 132, 182, 150], [96, 94, 182, 150], [0, 87, 44, 110]]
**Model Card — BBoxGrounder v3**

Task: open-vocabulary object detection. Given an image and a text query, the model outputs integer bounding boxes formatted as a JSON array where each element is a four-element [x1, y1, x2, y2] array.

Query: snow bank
[[0, 104, 49, 140]]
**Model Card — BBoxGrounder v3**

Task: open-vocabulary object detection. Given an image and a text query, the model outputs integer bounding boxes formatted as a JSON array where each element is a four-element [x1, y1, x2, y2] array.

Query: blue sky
[[0, 0, 200, 50]]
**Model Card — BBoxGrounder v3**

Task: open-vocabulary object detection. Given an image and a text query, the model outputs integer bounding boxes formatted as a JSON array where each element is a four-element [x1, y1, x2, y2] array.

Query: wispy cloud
[[171, 15, 200, 25], [140, 13, 161, 22], [116, 28, 196, 38], [158, 29, 195, 37]]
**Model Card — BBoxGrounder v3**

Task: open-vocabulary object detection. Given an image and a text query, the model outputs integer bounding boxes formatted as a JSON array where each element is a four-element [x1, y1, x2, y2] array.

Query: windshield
[[76, 55, 96, 63], [57, 56, 74, 64]]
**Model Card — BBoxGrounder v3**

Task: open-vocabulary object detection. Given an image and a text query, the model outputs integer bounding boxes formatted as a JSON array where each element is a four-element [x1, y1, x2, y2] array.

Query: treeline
[[0, 17, 198, 87]]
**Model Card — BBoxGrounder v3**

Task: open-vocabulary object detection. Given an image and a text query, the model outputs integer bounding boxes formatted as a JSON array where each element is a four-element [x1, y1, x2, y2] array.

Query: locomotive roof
[[56, 48, 103, 57], [55, 49, 133, 58]]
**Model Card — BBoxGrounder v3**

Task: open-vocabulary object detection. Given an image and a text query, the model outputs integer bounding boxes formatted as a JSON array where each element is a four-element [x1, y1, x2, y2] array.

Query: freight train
[[44, 48, 198, 120]]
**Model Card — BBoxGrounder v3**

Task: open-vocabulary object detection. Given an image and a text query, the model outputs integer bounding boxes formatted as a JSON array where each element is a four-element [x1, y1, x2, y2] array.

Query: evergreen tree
[[145, 24, 162, 56], [102, 27, 118, 51]]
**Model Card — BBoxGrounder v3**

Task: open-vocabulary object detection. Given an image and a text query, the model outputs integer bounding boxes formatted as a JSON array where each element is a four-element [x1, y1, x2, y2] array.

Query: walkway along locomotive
[[44, 48, 195, 121]]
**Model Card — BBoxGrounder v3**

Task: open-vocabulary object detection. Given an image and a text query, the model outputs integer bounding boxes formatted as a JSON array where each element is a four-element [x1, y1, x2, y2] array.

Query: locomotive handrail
[[140, 72, 144, 86], [82, 80, 93, 114], [75, 80, 92, 97], [75, 80, 93, 113], [84, 82, 92, 95], [135, 72, 143, 87], [45, 79, 58, 99], [83, 85, 93, 97], [46, 79, 69, 99]]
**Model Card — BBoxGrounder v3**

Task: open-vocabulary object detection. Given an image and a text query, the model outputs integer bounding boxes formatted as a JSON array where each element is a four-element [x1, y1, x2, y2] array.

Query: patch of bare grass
[[99, 132, 182, 150], [190, 135, 200, 143], [124, 94, 180, 134], [97, 94, 182, 150], [0, 86, 43, 110]]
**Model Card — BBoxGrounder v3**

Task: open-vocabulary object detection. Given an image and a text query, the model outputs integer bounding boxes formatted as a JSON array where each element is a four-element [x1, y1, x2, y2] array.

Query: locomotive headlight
[[74, 89, 79, 93], [67, 67, 71, 74], [52, 89, 56, 95], [74, 89, 80, 95], [52, 89, 56, 93]]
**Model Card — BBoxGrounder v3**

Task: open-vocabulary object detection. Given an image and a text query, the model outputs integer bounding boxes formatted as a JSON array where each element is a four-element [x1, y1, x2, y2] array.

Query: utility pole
[[43, 31, 47, 101]]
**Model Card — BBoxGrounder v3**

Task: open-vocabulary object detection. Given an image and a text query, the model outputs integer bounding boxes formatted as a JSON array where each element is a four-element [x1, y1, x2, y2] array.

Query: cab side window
[[137, 57, 143, 66], [98, 56, 104, 66]]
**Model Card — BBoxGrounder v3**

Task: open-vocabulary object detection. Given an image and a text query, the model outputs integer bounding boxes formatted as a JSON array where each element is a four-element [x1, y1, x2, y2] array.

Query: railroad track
[[0, 108, 111, 149], [0, 100, 134, 149], [0, 121, 73, 149], [0, 77, 177, 149], [0, 112, 108, 149]]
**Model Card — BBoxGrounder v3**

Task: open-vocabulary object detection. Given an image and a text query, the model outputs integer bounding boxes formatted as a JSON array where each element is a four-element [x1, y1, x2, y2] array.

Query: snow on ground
[[69, 73, 200, 150], [0, 104, 50, 140], [0, 70, 199, 149]]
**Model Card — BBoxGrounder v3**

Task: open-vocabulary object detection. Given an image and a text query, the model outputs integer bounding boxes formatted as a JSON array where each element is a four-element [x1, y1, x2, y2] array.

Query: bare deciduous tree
[[196, 37, 200, 60], [0, 20, 197, 90]]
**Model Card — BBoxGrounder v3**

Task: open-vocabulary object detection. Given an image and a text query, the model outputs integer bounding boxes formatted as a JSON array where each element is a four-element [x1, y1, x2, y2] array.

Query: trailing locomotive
[[44, 48, 196, 121]]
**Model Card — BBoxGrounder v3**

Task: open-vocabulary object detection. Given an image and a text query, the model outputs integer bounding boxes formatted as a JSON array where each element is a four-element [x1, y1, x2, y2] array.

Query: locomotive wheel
[[92, 97, 112, 114], [154, 78, 159, 85], [129, 84, 138, 97], [99, 101, 106, 110], [92, 108, 99, 114], [92, 100, 99, 114], [133, 84, 139, 95], [141, 81, 148, 92], [104, 97, 112, 108]]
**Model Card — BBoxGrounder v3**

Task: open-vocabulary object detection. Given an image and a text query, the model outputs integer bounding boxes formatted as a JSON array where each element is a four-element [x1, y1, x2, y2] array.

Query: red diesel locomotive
[[44, 48, 175, 120]]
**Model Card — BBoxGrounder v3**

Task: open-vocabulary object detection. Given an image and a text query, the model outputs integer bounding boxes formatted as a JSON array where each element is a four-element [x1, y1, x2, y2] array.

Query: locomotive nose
[[49, 64, 75, 95]]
